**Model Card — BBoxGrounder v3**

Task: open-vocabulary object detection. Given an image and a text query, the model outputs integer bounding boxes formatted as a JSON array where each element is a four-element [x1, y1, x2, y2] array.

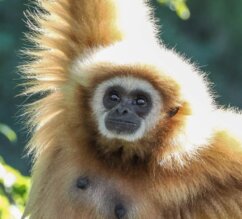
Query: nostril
[[122, 109, 128, 115]]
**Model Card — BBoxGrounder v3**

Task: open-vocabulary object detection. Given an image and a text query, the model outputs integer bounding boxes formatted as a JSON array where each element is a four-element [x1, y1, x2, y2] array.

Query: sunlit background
[[0, 0, 241, 217]]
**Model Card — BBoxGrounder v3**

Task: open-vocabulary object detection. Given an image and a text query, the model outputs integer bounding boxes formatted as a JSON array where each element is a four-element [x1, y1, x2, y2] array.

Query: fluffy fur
[[21, 0, 242, 218]]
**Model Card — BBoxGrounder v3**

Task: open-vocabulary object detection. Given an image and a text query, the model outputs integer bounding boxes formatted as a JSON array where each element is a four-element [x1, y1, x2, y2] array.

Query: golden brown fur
[[21, 0, 242, 218]]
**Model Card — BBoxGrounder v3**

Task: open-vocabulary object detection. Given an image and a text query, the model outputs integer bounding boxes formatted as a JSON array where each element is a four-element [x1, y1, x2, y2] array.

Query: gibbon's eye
[[135, 96, 147, 106], [130, 91, 152, 117], [109, 91, 120, 102], [103, 86, 123, 110], [133, 94, 149, 107]]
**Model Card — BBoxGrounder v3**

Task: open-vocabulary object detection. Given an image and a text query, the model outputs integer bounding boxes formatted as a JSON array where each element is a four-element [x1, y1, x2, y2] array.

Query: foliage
[[157, 0, 190, 20], [0, 124, 17, 143], [0, 158, 30, 219], [0, 124, 30, 219]]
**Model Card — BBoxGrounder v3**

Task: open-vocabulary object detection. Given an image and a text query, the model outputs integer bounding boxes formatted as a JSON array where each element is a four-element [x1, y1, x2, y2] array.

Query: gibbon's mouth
[[109, 119, 137, 125], [105, 119, 139, 134]]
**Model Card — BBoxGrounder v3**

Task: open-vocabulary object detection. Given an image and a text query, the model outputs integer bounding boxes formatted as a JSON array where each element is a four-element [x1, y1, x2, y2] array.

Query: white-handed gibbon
[[21, 0, 242, 218]]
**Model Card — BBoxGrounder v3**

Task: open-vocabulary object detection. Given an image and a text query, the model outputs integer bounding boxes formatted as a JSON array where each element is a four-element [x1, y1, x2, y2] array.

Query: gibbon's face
[[91, 76, 163, 142]]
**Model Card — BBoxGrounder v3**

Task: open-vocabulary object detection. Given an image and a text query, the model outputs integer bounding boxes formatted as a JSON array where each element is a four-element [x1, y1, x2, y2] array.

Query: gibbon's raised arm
[[21, 0, 242, 218], [21, 0, 158, 138]]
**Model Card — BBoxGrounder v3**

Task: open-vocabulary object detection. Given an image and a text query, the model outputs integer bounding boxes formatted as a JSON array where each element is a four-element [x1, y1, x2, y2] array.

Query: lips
[[105, 119, 138, 134], [108, 119, 137, 126]]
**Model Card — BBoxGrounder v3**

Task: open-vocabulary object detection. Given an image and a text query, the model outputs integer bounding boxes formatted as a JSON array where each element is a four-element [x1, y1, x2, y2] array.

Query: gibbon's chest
[[67, 168, 162, 218], [56, 144, 197, 219]]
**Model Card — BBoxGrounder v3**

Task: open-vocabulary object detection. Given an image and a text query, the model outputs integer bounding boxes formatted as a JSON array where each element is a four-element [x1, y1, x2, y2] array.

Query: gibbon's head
[[71, 42, 215, 165], [91, 76, 163, 142]]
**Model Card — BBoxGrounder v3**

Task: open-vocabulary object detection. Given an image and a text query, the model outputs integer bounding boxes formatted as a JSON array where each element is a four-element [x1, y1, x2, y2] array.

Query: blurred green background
[[0, 0, 241, 217]]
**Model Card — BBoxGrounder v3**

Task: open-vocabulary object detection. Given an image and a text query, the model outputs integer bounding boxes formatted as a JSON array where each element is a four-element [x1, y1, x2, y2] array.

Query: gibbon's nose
[[116, 105, 129, 115]]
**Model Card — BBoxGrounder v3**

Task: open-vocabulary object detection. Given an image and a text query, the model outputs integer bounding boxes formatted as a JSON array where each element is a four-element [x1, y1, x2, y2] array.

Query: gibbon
[[21, 0, 242, 218]]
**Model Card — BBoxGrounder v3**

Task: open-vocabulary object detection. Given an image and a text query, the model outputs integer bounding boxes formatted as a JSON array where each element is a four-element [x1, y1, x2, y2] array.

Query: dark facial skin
[[103, 86, 152, 134]]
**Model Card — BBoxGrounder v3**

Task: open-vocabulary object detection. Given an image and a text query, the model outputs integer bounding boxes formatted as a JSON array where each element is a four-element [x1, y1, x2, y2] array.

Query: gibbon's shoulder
[[213, 109, 242, 153]]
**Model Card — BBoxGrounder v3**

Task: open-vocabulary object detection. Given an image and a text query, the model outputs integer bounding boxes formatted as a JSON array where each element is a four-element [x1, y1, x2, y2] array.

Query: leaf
[[157, 0, 190, 20], [0, 124, 17, 143]]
